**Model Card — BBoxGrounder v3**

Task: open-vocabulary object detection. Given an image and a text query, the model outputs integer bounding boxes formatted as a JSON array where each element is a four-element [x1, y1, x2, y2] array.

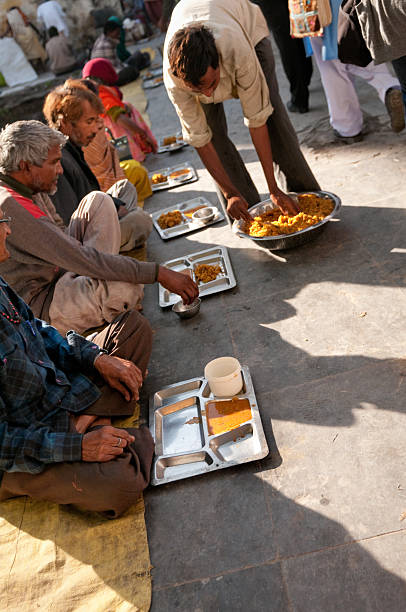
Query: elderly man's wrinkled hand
[[270, 189, 300, 215], [157, 266, 199, 305], [226, 195, 252, 221], [82, 426, 134, 462], [94, 354, 143, 401]]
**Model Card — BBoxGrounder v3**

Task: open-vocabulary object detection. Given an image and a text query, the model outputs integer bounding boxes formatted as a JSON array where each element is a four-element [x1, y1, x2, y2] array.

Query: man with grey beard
[[0, 120, 198, 335]]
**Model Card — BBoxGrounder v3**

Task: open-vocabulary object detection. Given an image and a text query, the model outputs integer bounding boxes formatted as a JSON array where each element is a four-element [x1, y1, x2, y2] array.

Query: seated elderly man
[[43, 79, 152, 252], [0, 209, 154, 517], [0, 120, 198, 335]]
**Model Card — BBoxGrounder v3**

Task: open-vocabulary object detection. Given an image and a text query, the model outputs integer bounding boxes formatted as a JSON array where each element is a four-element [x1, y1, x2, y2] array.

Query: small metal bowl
[[172, 298, 201, 319], [191, 206, 217, 224]]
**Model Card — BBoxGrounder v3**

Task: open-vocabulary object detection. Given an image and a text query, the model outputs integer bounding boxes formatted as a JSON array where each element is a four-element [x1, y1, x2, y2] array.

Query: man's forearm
[[195, 141, 241, 199], [250, 124, 300, 215], [249, 124, 278, 194], [117, 114, 147, 137]]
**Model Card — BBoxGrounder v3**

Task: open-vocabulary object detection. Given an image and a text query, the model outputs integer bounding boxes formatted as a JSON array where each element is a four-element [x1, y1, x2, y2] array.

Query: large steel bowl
[[232, 191, 341, 251]]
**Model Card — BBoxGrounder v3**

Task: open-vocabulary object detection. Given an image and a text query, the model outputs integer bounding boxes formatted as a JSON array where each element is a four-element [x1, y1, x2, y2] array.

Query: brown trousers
[[203, 37, 320, 213], [0, 310, 155, 518]]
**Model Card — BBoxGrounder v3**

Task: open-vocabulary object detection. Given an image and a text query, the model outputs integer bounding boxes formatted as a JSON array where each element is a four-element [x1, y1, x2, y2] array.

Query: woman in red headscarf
[[82, 58, 157, 161]]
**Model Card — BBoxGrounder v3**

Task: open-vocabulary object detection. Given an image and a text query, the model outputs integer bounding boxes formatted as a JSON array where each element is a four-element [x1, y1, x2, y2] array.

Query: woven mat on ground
[[120, 47, 156, 126], [0, 408, 152, 612]]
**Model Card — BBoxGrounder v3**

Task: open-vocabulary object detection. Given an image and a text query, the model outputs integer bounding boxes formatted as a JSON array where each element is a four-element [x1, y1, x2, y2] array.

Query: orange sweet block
[[206, 397, 252, 435], [163, 135, 177, 146], [183, 205, 205, 218], [169, 168, 190, 179]]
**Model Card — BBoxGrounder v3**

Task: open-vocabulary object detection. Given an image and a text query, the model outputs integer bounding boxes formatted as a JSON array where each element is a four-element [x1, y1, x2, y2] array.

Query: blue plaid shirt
[[0, 277, 103, 477]]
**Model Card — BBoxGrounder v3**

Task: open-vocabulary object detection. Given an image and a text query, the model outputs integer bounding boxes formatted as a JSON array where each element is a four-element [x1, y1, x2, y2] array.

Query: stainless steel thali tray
[[233, 191, 341, 250], [149, 162, 198, 191], [142, 67, 163, 81], [143, 75, 164, 89], [157, 131, 188, 154], [149, 366, 269, 485], [159, 246, 236, 307], [152, 196, 224, 239]]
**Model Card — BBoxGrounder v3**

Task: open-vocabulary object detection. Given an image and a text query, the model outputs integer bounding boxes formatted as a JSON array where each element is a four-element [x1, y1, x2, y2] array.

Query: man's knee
[[124, 310, 153, 349], [71, 190, 117, 226]]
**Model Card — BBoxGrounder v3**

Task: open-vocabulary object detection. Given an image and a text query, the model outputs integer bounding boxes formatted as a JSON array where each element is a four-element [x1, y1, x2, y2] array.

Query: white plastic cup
[[204, 357, 243, 397]]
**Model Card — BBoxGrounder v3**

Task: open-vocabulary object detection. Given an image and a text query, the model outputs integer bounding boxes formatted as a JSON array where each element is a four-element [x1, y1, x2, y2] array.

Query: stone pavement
[[140, 39, 406, 611]]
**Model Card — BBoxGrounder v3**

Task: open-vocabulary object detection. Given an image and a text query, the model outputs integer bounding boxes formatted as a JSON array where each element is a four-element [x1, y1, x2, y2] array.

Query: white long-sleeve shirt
[[37, 1, 69, 37]]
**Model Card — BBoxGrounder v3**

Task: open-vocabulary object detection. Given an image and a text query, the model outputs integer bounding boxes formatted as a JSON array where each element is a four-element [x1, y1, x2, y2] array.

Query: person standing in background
[[37, 0, 69, 38], [300, 0, 405, 142], [5, 7, 47, 73], [253, 0, 312, 114], [354, 0, 406, 109]]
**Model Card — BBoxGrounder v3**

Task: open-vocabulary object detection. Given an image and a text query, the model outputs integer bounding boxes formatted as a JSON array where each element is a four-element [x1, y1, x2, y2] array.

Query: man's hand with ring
[[82, 426, 134, 462]]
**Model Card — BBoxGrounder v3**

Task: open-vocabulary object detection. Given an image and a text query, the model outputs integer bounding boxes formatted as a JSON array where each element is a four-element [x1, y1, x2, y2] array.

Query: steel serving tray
[[149, 366, 269, 485], [157, 131, 188, 154], [143, 75, 164, 89], [152, 196, 224, 239], [149, 162, 198, 191], [142, 67, 163, 81], [233, 191, 341, 250], [158, 246, 236, 307]]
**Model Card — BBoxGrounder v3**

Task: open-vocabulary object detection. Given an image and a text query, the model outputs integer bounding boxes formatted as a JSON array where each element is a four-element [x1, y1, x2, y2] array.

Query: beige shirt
[[45, 33, 75, 74], [163, 0, 271, 148]]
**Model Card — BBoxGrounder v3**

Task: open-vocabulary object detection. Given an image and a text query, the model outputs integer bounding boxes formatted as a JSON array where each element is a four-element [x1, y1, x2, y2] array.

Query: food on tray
[[151, 172, 168, 185], [183, 205, 205, 218], [169, 168, 191, 180], [194, 263, 222, 283], [154, 76, 163, 84], [206, 397, 252, 435], [157, 210, 183, 229], [163, 135, 177, 146], [242, 193, 334, 237]]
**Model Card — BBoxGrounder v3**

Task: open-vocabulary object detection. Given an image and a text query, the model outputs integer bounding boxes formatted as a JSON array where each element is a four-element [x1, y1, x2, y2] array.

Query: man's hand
[[117, 205, 129, 218], [270, 188, 300, 215], [94, 353, 143, 401], [82, 426, 134, 462], [226, 195, 252, 221], [158, 266, 199, 305], [147, 135, 158, 154]]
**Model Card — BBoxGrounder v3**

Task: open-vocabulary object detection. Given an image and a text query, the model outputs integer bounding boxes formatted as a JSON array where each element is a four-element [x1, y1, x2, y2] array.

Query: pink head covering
[[82, 58, 118, 86]]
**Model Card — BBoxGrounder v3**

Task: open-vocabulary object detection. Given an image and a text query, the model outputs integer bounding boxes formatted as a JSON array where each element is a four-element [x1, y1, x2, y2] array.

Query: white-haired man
[[0, 120, 198, 335]]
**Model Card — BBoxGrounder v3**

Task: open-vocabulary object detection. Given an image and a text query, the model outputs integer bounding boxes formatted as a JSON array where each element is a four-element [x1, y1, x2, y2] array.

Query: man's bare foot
[[72, 415, 112, 433]]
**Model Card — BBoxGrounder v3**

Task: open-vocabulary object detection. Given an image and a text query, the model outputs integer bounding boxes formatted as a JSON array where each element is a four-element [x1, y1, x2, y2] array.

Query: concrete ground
[[139, 38, 406, 611]]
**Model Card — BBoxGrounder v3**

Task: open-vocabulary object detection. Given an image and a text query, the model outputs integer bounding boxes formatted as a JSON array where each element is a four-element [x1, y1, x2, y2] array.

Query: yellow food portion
[[242, 193, 334, 237], [157, 210, 183, 229], [194, 263, 222, 283], [151, 173, 167, 185]]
